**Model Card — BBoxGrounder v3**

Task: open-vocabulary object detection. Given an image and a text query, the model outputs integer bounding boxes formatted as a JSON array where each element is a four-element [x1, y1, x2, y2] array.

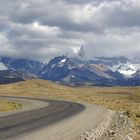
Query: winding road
[[0, 96, 85, 140]]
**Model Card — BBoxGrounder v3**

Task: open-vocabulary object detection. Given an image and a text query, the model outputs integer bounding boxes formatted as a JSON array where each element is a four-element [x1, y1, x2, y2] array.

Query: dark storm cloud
[[0, 0, 139, 61]]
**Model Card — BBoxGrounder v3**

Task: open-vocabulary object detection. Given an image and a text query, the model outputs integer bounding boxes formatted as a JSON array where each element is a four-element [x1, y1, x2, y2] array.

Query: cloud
[[83, 32, 140, 60], [6, 21, 84, 61], [0, 0, 139, 61]]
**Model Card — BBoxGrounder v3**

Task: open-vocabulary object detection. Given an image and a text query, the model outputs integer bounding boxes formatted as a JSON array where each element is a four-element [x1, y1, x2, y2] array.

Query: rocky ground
[[79, 111, 136, 140]]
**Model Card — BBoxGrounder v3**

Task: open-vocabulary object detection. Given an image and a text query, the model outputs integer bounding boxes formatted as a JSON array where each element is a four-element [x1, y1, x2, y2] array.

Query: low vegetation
[[0, 99, 23, 112], [0, 80, 139, 128]]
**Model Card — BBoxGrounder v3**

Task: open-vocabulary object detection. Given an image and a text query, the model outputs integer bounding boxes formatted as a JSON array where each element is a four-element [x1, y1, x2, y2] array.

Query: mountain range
[[0, 56, 139, 86]]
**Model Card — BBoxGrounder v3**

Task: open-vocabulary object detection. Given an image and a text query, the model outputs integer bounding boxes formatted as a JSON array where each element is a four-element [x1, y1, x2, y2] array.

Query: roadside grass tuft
[[0, 100, 23, 112]]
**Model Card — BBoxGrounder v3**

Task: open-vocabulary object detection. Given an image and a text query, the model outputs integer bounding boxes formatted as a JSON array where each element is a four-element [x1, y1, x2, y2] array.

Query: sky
[[0, 0, 140, 62]]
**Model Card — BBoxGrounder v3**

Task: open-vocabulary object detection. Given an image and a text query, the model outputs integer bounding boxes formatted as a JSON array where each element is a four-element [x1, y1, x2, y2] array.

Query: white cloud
[[0, 0, 139, 61], [31, 22, 60, 36]]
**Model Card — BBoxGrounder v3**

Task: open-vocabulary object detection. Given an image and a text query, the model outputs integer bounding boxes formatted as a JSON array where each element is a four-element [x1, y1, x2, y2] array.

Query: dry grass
[[0, 99, 23, 112], [0, 80, 139, 126]]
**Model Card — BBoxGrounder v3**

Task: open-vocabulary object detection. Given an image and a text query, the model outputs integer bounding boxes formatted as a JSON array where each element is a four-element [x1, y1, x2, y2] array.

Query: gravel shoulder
[[80, 110, 136, 140], [101, 112, 136, 140]]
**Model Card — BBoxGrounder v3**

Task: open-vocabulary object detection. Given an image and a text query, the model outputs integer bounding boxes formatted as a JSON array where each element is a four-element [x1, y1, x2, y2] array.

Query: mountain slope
[[38, 56, 125, 86], [0, 55, 139, 86], [38, 55, 78, 81], [0, 70, 24, 84], [88, 56, 140, 77], [0, 69, 36, 84], [0, 62, 8, 70], [0, 57, 42, 84], [0, 57, 44, 75]]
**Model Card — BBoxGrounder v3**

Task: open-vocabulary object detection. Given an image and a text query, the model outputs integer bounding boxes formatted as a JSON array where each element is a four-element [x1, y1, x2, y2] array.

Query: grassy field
[[0, 79, 139, 133], [0, 99, 23, 112]]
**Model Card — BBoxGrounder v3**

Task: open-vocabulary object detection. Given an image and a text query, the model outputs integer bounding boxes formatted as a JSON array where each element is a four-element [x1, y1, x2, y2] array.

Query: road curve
[[0, 96, 85, 140]]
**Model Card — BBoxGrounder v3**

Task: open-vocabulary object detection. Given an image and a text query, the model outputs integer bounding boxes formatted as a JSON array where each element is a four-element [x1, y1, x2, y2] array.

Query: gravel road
[[0, 96, 135, 140], [0, 96, 85, 140], [18, 104, 110, 140]]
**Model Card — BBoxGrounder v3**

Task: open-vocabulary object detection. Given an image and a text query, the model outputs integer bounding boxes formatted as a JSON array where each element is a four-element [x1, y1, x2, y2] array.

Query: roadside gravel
[[79, 110, 135, 140]]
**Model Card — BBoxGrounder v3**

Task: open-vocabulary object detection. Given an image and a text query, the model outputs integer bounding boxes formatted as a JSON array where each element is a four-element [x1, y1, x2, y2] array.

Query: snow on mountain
[[0, 55, 139, 86], [58, 58, 67, 67], [38, 55, 78, 81], [38, 55, 125, 86], [0, 62, 8, 70], [117, 64, 137, 77], [108, 61, 140, 77], [88, 56, 140, 77], [60, 58, 66, 63]]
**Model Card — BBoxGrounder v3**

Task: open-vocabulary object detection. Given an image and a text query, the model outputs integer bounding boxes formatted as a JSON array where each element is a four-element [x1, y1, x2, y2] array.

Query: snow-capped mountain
[[0, 55, 139, 86], [114, 62, 139, 77], [88, 56, 140, 78], [38, 55, 140, 86], [38, 55, 78, 81], [38, 56, 125, 86]]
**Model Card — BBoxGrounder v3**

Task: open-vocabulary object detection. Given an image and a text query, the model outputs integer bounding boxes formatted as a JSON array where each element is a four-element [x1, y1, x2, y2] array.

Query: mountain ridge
[[0, 55, 139, 86]]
